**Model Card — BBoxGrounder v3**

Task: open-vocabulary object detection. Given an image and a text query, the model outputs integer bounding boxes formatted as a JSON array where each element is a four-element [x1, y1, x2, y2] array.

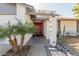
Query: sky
[[29, 3, 76, 18]]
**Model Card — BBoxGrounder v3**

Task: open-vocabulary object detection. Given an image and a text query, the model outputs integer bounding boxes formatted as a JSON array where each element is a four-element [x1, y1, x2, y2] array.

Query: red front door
[[33, 20, 43, 36]]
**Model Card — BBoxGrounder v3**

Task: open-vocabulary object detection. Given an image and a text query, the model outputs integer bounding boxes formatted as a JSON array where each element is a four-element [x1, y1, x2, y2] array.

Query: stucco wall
[[49, 17, 57, 46], [44, 20, 50, 40], [44, 21, 46, 37], [44, 17, 57, 46], [16, 4, 26, 24], [0, 15, 16, 26], [60, 20, 77, 36]]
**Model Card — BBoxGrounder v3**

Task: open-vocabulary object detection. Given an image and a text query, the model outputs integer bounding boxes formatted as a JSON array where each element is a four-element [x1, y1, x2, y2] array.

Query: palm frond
[[0, 18, 36, 40], [72, 4, 79, 17]]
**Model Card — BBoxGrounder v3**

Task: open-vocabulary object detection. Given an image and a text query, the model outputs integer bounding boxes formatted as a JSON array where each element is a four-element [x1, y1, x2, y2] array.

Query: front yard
[[64, 36, 79, 56]]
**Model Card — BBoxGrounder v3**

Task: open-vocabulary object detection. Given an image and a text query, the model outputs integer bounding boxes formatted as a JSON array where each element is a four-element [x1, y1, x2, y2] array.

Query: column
[[49, 16, 57, 46]]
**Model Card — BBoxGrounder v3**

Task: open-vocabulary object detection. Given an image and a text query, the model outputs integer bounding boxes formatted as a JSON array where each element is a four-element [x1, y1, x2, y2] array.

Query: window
[[0, 3, 16, 15]]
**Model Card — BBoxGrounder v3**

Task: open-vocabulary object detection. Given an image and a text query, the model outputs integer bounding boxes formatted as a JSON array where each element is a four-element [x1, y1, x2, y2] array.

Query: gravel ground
[[0, 44, 11, 56], [64, 36, 79, 56]]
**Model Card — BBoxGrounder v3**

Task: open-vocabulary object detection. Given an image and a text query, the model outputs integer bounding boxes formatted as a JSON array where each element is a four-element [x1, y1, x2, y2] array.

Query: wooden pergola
[[26, 10, 59, 20]]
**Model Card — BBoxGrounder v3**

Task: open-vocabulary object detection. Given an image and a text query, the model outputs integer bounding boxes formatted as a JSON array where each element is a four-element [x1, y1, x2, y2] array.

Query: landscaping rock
[[2, 45, 31, 56]]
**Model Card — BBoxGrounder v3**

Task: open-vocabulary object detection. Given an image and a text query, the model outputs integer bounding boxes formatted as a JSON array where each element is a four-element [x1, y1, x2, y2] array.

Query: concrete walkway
[[27, 44, 47, 56], [27, 36, 49, 46], [27, 36, 48, 56]]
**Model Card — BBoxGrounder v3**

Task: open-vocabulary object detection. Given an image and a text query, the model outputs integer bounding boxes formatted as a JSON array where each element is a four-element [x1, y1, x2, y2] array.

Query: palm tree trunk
[[8, 36, 14, 48], [19, 35, 24, 50], [13, 35, 17, 46], [8, 35, 18, 53], [13, 35, 19, 53]]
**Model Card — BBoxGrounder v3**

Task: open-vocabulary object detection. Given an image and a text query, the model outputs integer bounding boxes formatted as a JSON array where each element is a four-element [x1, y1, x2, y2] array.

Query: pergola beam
[[26, 10, 59, 17]]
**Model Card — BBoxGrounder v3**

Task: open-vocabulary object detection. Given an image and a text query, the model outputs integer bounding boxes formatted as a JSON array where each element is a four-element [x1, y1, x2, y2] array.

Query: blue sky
[[30, 3, 76, 18]]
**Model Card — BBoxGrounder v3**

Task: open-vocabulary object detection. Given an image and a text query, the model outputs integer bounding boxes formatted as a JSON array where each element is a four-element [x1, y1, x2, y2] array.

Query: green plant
[[14, 18, 35, 50], [57, 26, 65, 46], [72, 3, 79, 18], [0, 18, 35, 53], [0, 22, 18, 52], [57, 35, 65, 46]]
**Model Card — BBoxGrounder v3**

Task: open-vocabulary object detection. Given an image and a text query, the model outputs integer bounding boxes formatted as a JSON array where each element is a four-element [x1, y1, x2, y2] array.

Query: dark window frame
[[0, 3, 16, 15]]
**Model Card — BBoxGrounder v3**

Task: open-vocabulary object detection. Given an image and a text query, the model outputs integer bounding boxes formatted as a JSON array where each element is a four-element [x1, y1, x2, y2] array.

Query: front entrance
[[33, 20, 43, 36]]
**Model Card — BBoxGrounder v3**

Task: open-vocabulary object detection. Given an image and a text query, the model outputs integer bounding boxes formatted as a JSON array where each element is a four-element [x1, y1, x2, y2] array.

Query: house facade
[[0, 3, 58, 47], [57, 17, 79, 36], [0, 3, 34, 45]]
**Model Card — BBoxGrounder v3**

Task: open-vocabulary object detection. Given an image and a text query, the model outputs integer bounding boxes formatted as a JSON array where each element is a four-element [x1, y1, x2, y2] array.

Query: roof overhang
[[57, 17, 79, 21]]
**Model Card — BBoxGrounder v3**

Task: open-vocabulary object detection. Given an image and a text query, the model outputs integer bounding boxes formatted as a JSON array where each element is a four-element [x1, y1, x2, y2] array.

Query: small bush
[[57, 35, 65, 46], [57, 30, 65, 46]]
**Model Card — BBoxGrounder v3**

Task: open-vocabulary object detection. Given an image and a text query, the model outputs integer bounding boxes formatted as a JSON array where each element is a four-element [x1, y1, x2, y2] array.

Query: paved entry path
[[27, 44, 47, 56], [27, 36, 49, 56], [27, 36, 66, 56], [27, 36, 49, 46]]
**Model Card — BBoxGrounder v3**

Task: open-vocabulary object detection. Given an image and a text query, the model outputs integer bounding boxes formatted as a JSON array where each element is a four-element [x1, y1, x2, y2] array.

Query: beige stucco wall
[[0, 15, 16, 26], [60, 20, 77, 36], [44, 20, 50, 40], [16, 4, 26, 24], [49, 17, 57, 46], [44, 21, 46, 37], [17, 4, 32, 24], [44, 16, 57, 46]]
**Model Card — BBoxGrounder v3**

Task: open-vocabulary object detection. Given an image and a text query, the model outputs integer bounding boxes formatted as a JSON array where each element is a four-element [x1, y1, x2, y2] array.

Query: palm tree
[[72, 3, 79, 18], [14, 18, 35, 50], [0, 18, 35, 53], [0, 22, 18, 52]]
